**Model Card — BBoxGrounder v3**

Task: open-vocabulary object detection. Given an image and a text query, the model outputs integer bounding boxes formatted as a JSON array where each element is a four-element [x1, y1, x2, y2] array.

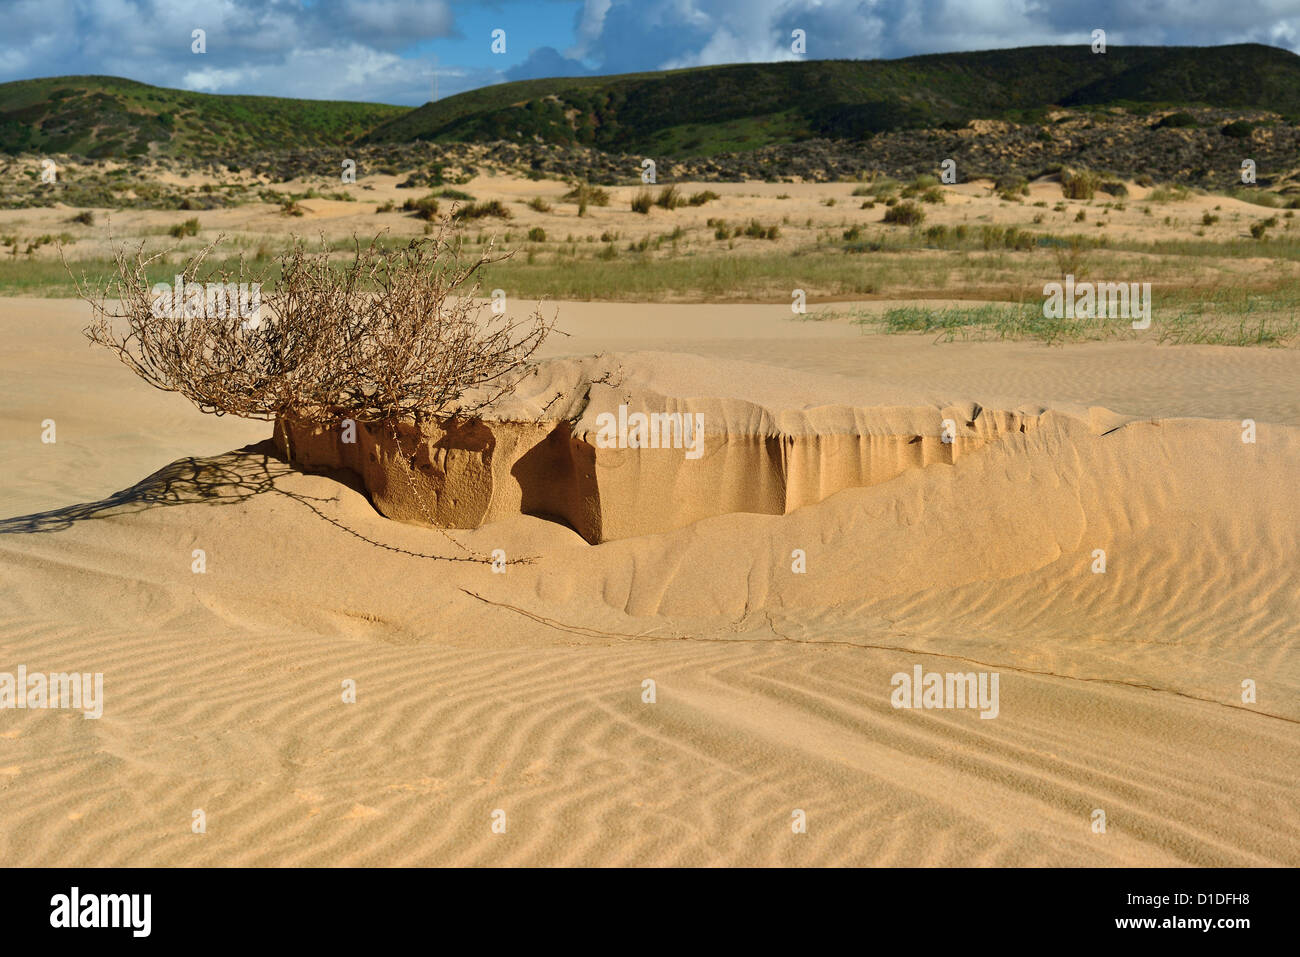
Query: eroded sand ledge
[[275, 353, 1125, 543]]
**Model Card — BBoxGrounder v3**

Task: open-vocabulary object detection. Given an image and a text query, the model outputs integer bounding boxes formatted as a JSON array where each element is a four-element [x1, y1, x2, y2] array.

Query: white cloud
[[569, 0, 613, 59], [580, 0, 1300, 71], [0, 0, 459, 102]]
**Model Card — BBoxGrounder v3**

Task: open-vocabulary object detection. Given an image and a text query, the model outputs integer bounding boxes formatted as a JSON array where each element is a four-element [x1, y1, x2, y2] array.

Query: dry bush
[[655, 185, 681, 209], [1060, 168, 1100, 200], [882, 200, 925, 226], [562, 183, 609, 207], [402, 194, 440, 219], [994, 174, 1029, 201], [452, 200, 510, 221], [1052, 235, 1091, 278], [70, 220, 554, 438]]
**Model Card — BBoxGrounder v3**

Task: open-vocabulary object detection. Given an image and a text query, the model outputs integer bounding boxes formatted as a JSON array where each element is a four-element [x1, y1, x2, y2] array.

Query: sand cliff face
[[275, 414, 600, 541], [275, 357, 1068, 543]]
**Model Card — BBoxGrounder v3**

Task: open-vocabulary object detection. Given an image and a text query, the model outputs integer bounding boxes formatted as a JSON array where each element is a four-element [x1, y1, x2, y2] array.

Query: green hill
[[362, 44, 1300, 156], [5, 45, 1298, 162], [0, 75, 409, 157]]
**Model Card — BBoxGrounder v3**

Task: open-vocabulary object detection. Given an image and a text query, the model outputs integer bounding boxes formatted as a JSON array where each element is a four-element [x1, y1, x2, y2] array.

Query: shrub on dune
[[883, 201, 925, 226], [69, 220, 554, 441], [1060, 168, 1100, 200], [452, 200, 510, 221]]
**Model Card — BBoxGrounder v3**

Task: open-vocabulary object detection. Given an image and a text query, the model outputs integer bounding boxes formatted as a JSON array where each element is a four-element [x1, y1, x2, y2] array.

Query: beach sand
[[0, 295, 1296, 865]]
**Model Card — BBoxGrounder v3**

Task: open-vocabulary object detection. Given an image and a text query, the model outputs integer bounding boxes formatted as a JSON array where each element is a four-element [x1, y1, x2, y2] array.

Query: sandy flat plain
[[0, 293, 1297, 866]]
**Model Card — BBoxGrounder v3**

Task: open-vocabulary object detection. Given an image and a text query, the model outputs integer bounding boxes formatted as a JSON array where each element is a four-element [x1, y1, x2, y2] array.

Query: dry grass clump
[[452, 199, 511, 221], [630, 188, 654, 214], [900, 174, 940, 199], [1052, 235, 1091, 278], [882, 200, 925, 226], [743, 219, 780, 240], [402, 194, 440, 220], [71, 219, 553, 432], [994, 175, 1029, 201], [655, 185, 682, 209], [562, 183, 610, 207], [168, 217, 200, 238]]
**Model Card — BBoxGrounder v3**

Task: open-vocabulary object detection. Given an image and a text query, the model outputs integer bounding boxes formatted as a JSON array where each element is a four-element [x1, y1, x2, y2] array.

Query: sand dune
[[0, 297, 1296, 865], [280, 353, 1106, 543]]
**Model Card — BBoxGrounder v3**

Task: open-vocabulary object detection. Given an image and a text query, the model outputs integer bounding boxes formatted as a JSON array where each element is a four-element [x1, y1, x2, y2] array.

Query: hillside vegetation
[[3, 45, 1299, 161], [361, 44, 1300, 156], [0, 76, 408, 157]]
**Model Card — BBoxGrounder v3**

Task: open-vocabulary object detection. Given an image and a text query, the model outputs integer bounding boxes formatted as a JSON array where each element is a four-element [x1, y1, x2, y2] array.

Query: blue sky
[[2, 0, 1298, 104]]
